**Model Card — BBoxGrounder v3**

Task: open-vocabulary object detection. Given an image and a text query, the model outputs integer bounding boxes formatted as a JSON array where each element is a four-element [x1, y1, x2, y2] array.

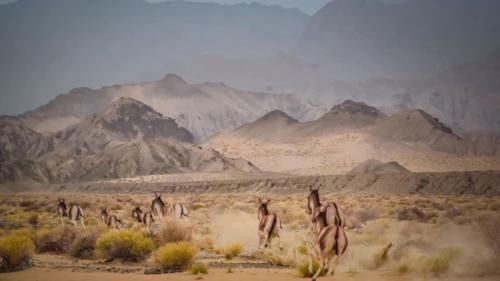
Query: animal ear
[[258, 198, 263, 204], [266, 199, 271, 204]]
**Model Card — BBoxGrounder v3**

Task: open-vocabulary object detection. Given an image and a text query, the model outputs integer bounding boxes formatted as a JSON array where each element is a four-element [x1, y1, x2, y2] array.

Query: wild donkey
[[100, 207, 123, 229], [151, 193, 167, 218], [57, 199, 86, 229], [306, 186, 345, 229], [168, 202, 189, 219], [151, 193, 189, 219], [306, 186, 348, 280], [132, 207, 155, 231], [257, 198, 282, 249]]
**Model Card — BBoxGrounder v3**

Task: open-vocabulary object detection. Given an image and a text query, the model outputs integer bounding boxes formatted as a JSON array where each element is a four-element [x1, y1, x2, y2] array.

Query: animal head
[[100, 207, 108, 217], [132, 207, 142, 219], [257, 198, 270, 220], [57, 198, 67, 215], [306, 185, 321, 214], [152, 193, 165, 206]]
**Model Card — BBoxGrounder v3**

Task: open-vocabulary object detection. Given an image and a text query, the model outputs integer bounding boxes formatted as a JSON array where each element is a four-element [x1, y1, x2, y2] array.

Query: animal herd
[[56, 187, 346, 281]]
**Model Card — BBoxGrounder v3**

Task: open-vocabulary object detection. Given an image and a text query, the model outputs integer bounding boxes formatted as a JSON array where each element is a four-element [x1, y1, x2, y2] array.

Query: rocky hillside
[[20, 74, 327, 140], [347, 159, 410, 175], [0, 98, 258, 183]]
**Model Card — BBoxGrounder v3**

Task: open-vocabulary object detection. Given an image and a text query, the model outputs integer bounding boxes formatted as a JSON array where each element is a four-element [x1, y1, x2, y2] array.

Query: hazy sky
[[0, 0, 331, 14]]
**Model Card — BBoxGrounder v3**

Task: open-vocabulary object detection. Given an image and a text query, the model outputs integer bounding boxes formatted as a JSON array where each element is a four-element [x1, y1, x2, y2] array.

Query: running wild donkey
[[57, 198, 86, 229], [257, 198, 282, 249], [132, 207, 155, 231], [306, 187, 348, 281], [151, 193, 189, 219], [100, 207, 123, 229]]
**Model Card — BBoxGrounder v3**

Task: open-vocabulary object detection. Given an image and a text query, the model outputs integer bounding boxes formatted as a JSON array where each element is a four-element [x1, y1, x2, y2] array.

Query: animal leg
[[80, 217, 86, 230], [312, 256, 325, 281], [71, 219, 77, 227], [60, 216, 64, 226], [327, 256, 338, 276]]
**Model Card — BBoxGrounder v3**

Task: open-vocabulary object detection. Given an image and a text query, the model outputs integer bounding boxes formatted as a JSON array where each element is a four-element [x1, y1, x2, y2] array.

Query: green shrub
[[35, 226, 78, 253], [223, 243, 242, 260], [191, 262, 208, 275], [96, 230, 154, 261], [0, 234, 35, 272], [296, 260, 326, 278], [154, 242, 197, 269]]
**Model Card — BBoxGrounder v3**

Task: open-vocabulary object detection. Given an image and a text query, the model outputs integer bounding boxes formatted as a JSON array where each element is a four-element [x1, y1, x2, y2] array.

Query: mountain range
[[0, 97, 258, 183], [19, 74, 327, 141]]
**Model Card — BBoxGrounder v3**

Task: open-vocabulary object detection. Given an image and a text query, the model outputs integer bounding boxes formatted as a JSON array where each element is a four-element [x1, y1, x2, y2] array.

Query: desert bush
[[256, 251, 295, 267], [96, 230, 154, 261], [476, 212, 500, 255], [35, 226, 78, 253], [223, 243, 242, 260], [28, 214, 39, 228], [0, 234, 35, 272], [191, 262, 208, 275], [157, 217, 192, 244], [196, 236, 214, 252], [154, 242, 197, 269], [396, 207, 432, 222], [69, 227, 107, 259], [296, 260, 326, 278], [353, 208, 379, 223]]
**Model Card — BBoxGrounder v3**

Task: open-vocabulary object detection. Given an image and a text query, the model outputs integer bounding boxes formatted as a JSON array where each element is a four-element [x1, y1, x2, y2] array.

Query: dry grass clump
[[296, 260, 325, 278], [96, 230, 154, 261], [157, 217, 192, 244], [196, 236, 214, 252], [396, 207, 434, 222], [191, 262, 208, 275], [154, 242, 197, 270], [69, 226, 107, 259], [0, 234, 35, 272], [223, 243, 243, 260], [35, 226, 78, 253], [256, 251, 295, 267]]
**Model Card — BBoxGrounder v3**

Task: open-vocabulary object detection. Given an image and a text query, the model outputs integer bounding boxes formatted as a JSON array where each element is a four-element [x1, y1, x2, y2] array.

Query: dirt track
[[2, 171, 500, 195]]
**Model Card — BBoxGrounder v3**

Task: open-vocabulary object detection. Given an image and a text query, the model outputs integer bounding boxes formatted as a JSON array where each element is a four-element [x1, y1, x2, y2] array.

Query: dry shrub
[[296, 260, 326, 278], [0, 234, 35, 272], [353, 208, 379, 224], [476, 212, 500, 261], [196, 236, 214, 252], [157, 217, 192, 244], [154, 242, 197, 270], [396, 207, 433, 222], [191, 262, 208, 275], [223, 243, 242, 260], [35, 226, 78, 253], [96, 230, 154, 261], [256, 251, 295, 267], [69, 226, 107, 259]]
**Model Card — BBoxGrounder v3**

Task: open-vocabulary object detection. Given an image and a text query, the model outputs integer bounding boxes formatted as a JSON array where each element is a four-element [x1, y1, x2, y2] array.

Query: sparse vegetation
[[296, 260, 325, 278], [0, 234, 35, 272], [191, 262, 208, 275], [95, 230, 154, 261], [154, 242, 197, 270], [223, 243, 242, 260], [35, 226, 78, 253], [157, 217, 192, 244]]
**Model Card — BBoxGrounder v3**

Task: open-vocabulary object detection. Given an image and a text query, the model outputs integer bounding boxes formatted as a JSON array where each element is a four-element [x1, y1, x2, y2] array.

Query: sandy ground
[[208, 133, 500, 175], [3, 267, 500, 281]]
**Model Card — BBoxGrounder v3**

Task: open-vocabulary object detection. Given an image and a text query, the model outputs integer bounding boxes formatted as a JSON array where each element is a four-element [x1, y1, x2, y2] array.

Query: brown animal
[[311, 223, 348, 281], [168, 202, 189, 219], [132, 207, 155, 231], [306, 186, 345, 229], [57, 199, 85, 229], [151, 193, 167, 218], [100, 207, 123, 229], [257, 198, 282, 249]]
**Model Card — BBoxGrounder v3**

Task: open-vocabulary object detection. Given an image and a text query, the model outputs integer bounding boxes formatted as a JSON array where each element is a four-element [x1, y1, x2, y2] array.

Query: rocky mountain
[[0, 117, 52, 161], [406, 48, 500, 134], [298, 0, 500, 80], [0, 0, 309, 115], [0, 98, 258, 183], [218, 100, 387, 141], [371, 109, 468, 155], [211, 100, 500, 156], [19, 74, 327, 141], [347, 159, 410, 175]]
